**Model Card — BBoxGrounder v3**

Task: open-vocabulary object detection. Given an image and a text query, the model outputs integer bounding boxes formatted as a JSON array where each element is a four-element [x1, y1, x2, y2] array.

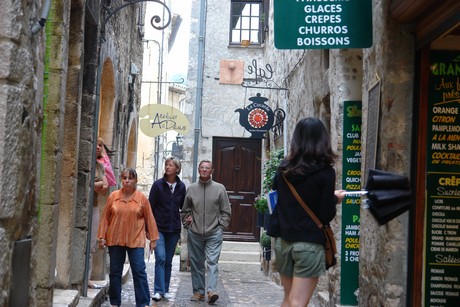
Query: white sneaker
[[152, 293, 161, 301], [162, 293, 172, 300]]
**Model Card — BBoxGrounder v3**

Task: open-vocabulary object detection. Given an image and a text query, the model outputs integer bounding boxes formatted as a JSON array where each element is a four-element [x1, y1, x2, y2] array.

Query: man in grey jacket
[[182, 159, 232, 303]]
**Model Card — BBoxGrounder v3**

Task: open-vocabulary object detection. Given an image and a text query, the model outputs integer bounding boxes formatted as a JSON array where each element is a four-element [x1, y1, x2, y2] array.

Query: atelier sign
[[274, 0, 373, 49], [139, 104, 190, 137]]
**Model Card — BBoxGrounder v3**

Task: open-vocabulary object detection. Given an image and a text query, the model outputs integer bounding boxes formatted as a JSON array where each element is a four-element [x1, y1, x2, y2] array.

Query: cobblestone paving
[[101, 255, 284, 307]]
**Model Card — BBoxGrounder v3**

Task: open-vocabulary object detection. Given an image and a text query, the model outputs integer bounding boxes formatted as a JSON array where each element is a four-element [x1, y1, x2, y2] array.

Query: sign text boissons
[[274, 0, 372, 49]]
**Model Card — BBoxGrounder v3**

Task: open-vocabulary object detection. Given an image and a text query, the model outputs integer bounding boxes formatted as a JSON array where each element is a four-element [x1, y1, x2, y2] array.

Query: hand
[[94, 181, 102, 191], [335, 189, 346, 203], [98, 238, 106, 249], [149, 240, 156, 253], [183, 214, 193, 227]]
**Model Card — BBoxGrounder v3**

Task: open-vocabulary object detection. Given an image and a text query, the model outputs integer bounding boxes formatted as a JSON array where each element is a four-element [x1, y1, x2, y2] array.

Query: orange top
[[98, 189, 159, 248]]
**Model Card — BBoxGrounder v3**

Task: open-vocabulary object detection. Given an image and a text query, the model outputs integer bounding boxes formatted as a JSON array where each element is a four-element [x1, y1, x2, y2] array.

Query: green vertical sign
[[274, 0, 372, 49], [341, 102, 362, 305], [424, 50, 460, 306]]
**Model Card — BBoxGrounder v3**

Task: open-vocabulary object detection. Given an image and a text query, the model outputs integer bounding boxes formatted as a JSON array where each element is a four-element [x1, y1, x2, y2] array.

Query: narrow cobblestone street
[[100, 242, 284, 306]]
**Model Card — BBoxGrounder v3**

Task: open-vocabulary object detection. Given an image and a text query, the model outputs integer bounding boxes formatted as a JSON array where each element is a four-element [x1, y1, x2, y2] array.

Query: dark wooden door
[[213, 137, 261, 242]]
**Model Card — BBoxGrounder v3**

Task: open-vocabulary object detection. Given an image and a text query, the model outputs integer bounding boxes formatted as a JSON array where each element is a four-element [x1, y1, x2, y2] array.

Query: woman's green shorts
[[274, 237, 325, 278]]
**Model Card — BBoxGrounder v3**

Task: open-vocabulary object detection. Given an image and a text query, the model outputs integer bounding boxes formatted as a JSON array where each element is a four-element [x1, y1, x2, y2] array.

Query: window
[[230, 0, 267, 46]]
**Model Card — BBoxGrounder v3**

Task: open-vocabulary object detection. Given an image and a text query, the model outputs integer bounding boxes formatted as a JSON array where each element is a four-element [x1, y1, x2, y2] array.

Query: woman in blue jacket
[[149, 156, 186, 301], [272, 118, 345, 306]]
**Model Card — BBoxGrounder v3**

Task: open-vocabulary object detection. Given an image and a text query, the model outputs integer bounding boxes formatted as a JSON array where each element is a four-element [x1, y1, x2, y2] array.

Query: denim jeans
[[187, 228, 223, 294], [154, 231, 180, 294], [108, 246, 150, 307]]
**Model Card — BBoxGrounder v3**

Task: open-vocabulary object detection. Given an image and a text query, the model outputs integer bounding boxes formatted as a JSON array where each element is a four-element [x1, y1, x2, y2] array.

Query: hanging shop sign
[[139, 104, 190, 137], [273, 0, 372, 49], [424, 50, 460, 307], [235, 93, 275, 139], [241, 59, 289, 91], [341, 101, 362, 306]]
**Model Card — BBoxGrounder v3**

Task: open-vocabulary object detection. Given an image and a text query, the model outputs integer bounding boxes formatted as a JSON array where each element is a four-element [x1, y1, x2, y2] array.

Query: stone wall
[[0, 0, 44, 305], [0, 0, 145, 305], [358, 0, 414, 305], [259, 0, 415, 305]]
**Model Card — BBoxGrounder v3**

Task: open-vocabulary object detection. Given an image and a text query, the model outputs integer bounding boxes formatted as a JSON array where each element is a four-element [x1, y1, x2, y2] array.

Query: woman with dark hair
[[98, 168, 159, 307], [272, 117, 345, 306], [149, 156, 186, 301]]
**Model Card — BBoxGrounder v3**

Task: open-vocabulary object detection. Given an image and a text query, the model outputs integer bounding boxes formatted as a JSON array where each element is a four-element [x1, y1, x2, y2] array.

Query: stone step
[[220, 241, 261, 263], [222, 241, 260, 252]]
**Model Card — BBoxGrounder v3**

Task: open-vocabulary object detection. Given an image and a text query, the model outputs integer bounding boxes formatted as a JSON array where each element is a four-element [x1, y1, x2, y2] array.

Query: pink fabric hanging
[[98, 154, 117, 187]]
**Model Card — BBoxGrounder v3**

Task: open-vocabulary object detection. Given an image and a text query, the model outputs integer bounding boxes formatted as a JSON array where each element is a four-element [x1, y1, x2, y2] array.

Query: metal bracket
[[241, 78, 289, 91], [271, 108, 286, 139], [101, 0, 171, 41]]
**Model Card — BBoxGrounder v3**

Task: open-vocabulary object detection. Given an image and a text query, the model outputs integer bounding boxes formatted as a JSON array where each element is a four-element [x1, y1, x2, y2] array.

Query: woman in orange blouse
[[98, 167, 159, 307]]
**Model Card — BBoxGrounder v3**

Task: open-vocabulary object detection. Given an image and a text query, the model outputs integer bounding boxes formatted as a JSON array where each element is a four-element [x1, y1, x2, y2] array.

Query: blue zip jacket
[[148, 175, 186, 233]]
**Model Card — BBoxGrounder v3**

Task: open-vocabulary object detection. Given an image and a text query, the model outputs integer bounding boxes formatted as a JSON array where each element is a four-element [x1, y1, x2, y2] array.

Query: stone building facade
[[182, 0, 271, 182], [0, 0, 148, 305], [184, 0, 460, 306]]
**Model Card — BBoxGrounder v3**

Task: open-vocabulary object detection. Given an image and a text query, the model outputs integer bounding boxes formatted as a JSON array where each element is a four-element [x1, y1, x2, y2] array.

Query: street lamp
[[172, 135, 184, 159], [163, 134, 183, 159]]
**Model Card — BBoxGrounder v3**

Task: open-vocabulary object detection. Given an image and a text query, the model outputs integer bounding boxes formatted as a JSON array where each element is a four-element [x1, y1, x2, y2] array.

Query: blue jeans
[[154, 231, 180, 294], [187, 228, 223, 294], [108, 246, 150, 307]]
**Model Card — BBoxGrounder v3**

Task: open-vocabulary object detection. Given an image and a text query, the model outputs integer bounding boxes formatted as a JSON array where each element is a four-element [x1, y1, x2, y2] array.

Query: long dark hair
[[281, 117, 336, 176]]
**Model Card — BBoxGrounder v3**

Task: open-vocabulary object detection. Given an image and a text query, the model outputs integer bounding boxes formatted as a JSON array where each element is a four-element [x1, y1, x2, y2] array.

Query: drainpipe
[[31, 0, 52, 34], [192, 0, 206, 182], [155, 11, 166, 180], [143, 39, 162, 181]]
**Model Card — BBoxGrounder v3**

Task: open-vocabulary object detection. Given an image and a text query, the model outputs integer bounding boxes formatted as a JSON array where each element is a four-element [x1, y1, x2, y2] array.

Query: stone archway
[[99, 58, 116, 148], [90, 58, 118, 282]]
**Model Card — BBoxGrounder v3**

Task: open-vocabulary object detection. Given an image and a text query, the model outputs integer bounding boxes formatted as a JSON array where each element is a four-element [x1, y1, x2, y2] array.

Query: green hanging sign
[[274, 0, 372, 49], [341, 101, 362, 305]]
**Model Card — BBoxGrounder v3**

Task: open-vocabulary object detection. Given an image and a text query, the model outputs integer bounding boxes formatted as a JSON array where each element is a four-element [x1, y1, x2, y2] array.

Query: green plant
[[260, 231, 272, 248], [254, 148, 284, 213], [261, 148, 284, 194], [254, 195, 268, 213]]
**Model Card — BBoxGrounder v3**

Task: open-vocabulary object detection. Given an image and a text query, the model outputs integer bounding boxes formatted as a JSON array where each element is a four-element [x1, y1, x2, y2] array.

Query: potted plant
[[254, 195, 268, 227], [260, 231, 272, 261], [254, 195, 268, 213], [254, 148, 284, 227]]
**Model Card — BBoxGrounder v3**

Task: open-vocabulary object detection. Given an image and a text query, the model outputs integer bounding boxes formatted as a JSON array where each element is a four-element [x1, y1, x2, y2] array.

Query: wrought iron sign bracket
[[241, 79, 289, 91], [241, 59, 289, 91], [101, 0, 171, 41], [271, 107, 286, 139]]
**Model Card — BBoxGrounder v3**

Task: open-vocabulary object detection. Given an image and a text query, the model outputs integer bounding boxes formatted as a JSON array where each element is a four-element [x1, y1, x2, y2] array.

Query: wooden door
[[213, 137, 261, 242]]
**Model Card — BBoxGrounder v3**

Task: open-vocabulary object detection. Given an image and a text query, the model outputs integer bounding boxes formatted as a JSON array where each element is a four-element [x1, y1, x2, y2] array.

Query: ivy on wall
[[254, 147, 284, 213]]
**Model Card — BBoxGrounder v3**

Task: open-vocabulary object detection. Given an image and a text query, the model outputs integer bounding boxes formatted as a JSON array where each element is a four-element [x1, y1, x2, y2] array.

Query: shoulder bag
[[283, 175, 337, 270], [266, 205, 280, 237]]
